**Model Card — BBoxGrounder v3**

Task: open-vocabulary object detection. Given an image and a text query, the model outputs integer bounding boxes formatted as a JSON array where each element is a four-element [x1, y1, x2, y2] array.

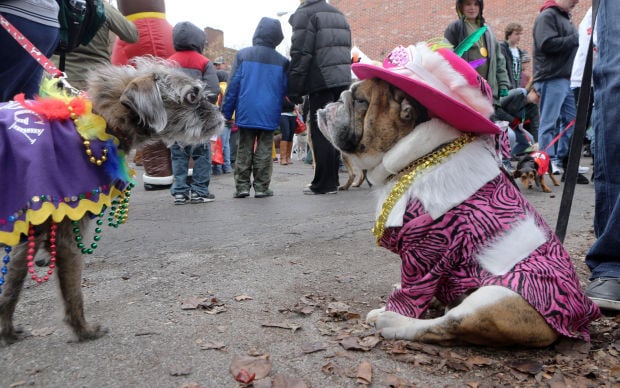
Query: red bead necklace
[[26, 223, 57, 283]]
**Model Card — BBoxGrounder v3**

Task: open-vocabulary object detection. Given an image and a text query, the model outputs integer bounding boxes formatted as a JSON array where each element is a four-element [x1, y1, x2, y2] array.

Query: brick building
[[331, 0, 591, 79]]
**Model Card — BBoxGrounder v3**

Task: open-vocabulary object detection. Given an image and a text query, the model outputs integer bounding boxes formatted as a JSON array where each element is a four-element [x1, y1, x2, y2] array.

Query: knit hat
[[351, 42, 499, 134]]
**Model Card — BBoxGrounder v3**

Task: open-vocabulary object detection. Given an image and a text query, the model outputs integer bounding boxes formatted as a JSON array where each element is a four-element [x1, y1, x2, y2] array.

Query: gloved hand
[[500, 88, 509, 98]]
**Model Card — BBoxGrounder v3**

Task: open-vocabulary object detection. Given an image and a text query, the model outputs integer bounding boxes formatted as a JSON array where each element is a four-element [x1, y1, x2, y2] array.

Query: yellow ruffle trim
[[0, 186, 123, 247]]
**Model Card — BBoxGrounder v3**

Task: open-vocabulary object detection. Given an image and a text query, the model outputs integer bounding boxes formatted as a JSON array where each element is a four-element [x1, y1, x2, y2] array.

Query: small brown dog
[[0, 58, 223, 344], [513, 151, 560, 193]]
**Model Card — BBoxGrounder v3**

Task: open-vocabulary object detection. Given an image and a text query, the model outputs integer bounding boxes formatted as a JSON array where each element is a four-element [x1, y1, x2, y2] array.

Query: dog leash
[[556, 0, 599, 243], [542, 119, 575, 153], [0, 14, 79, 94]]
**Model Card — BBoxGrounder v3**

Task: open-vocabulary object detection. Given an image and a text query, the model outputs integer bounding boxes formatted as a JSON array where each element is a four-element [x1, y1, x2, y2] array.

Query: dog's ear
[[513, 169, 522, 178], [391, 87, 428, 123], [120, 74, 167, 133]]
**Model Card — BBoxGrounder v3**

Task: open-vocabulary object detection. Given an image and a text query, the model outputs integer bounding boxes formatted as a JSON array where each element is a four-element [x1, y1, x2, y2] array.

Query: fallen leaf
[[506, 359, 543, 375], [234, 294, 253, 302], [356, 360, 372, 385], [181, 383, 201, 388], [326, 302, 360, 320], [204, 305, 227, 315], [271, 374, 309, 388], [382, 375, 414, 388], [300, 294, 323, 306], [169, 365, 192, 376], [339, 336, 376, 351], [199, 340, 226, 350], [358, 336, 381, 349], [301, 342, 327, 354], [261, 321, 302, 333], [235, 369, 256, 384], [230, 354, 272, 381], [31, 327, 55, 337], [180, 297, 205, 310], [554, 338, 591, 356], [465, 355, 494, 368]]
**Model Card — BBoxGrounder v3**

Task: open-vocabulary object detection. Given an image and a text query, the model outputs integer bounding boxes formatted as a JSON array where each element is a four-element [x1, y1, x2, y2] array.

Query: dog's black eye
[[354, 98, 368, 109], [185, 91, 198, 104]]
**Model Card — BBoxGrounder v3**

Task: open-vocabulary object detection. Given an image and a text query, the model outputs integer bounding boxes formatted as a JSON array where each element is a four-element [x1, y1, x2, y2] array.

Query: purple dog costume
[[0, 100, 131, 246]]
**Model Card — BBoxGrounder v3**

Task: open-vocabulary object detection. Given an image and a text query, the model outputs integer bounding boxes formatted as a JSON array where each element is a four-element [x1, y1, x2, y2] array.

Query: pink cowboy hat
[[352, 43, 499, 134]]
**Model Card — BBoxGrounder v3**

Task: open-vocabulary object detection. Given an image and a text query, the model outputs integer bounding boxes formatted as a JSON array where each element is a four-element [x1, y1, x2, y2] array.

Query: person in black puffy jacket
[[288, 0, 351, 195]]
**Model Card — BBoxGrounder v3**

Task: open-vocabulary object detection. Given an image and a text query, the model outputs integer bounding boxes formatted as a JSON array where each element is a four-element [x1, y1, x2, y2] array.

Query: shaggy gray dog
[[0, 58, 223, 344]]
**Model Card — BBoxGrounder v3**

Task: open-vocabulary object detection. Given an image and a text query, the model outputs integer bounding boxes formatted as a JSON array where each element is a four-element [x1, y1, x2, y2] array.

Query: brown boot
[[286, 139, 294, 164], [280, 141, 289, 165]]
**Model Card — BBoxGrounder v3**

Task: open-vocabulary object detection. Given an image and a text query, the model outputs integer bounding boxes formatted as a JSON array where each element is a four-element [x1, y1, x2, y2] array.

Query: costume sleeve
[[104, 4, 139, 43]]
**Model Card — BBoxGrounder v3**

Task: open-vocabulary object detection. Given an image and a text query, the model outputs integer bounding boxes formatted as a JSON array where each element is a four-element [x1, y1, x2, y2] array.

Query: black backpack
[[55, 0, 107, 68]]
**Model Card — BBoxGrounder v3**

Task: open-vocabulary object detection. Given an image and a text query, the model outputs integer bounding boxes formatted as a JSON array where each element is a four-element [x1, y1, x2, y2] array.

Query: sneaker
[[233, 191, 250, 198], [586, 278, 620, 311], [190, 192, 215, 203], [303, 187, 338, 195], [254, 189, 273, 198], [561, 173, 589, 184], [174, 193, 189, 205], [578, 165, 590, 174], [551, 161, 564, 175]]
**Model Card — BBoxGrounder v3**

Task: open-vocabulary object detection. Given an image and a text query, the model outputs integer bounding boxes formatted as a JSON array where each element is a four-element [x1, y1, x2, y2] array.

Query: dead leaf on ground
[[199, 340, 226, 351], [204, 305, 227, 315], [271, 374, 310, 388], [169, 365, 192, 376], [554, 338, 591, 356], [300, 294, 324, 306], [326, 302, 360, 320], [31, 327, 55, 337], [279, 304, 315, 316], [382, 375, 415, 388], [180, 296, 224, 311], [230, 354, 272, 381], [261, 321, 302, 333], [301, 342, 327, 354], [506, 359, 544, 375], [339, 336, 380, 351], [234, 294, 253, 301], [321, 362, 355, 378], [356, 360, 372, 385]]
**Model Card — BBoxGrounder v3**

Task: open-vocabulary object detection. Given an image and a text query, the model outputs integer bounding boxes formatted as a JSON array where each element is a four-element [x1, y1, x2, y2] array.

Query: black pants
[[308, 87, 347, 193]]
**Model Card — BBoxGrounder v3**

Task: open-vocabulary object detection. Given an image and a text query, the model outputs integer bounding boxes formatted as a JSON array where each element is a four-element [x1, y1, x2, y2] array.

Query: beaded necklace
[[372, 134, 475, 245]]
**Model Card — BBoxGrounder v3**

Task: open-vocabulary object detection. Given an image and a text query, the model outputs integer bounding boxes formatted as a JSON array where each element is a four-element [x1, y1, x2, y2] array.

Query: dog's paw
[[366, 306, 386, 325], [74, 324, 108, 342], [374, 311, 417, 340], [0, 325, 27, 346]]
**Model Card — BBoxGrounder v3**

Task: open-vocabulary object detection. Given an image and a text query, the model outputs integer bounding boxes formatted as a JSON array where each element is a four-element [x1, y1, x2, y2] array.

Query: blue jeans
[[0, 13, 59, 101], [586, 0, 620, 279], [534, 78, 576, 164], [170, 143, 212, 196]]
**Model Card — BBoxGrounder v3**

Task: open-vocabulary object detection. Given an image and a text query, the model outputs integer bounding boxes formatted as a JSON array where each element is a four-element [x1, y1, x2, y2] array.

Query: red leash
[[0, 14, 64, 78], [543, 119, 576, 152]]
